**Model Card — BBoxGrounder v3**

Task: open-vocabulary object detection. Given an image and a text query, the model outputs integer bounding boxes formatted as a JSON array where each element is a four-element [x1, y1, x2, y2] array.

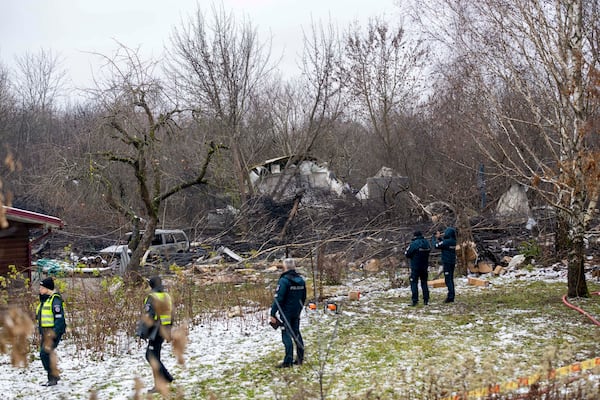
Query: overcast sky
[[0, 0, 401, 89]]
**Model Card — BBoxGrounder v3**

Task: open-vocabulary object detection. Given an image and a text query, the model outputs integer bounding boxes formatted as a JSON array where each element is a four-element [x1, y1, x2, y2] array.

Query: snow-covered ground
[[1, 265, 599, 399], [2, 313, 279, 399]]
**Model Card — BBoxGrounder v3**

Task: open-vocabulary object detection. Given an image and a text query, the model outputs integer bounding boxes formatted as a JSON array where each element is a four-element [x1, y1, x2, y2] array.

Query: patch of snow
[[1, 314, 281, 399], [1, 265, 597, 399]]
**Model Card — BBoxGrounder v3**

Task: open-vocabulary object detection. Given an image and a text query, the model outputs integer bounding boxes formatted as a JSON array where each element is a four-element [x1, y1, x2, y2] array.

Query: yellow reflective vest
[[145, 292, 172, 325], [37, 293, 62, 328]]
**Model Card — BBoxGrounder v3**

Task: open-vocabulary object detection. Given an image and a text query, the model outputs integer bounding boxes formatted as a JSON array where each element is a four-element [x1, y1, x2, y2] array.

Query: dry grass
[[1, 263, 599, 399]]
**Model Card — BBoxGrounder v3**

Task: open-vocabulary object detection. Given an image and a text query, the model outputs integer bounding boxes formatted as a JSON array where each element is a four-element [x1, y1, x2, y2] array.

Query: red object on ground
[[561, 291, 600, 326]]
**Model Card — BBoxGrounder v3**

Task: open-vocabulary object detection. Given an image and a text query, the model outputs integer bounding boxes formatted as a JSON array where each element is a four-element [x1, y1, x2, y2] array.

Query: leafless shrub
[[320, 252, 346, 285], [382, 255, 405, 288], [0, 306, 34, 367], [170, 322, 188, 366], [62, 276, 143, 358], [132, 377, 144, 400], [150, 356, 170, 396]]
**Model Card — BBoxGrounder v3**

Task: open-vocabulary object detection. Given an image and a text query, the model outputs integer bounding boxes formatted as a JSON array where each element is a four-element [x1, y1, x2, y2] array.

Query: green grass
[[184, 277, 600, 399], [21, 270, 596, 399]]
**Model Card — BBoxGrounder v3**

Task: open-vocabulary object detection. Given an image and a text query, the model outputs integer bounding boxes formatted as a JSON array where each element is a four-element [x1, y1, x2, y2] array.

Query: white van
[[126, 229, 190, 254], [98, 229, 190, 272]]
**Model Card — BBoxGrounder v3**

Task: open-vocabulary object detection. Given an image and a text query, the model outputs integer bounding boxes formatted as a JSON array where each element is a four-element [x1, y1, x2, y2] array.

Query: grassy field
[[193, 274, 600, 399], [3, 265, 598, 399]]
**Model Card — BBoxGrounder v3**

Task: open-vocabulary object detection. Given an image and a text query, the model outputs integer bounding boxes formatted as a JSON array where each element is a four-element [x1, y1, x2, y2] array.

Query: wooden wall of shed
[[0, 221, 31, 280]]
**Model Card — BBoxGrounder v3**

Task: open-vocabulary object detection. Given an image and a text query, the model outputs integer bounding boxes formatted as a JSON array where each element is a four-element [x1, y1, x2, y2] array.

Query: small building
[[1, 206, 64, 283]]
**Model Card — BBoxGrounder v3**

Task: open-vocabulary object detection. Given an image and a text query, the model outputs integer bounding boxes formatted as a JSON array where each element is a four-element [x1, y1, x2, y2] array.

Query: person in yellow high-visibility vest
[[36, 277, 66, 386], [143, 276, 173, 394]]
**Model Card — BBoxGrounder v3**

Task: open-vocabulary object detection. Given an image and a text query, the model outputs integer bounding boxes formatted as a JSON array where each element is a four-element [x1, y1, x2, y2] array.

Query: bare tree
[[13, 48, 66, 113], [0, 62, 15, 151], [342, 17, 426, 170], [297, 18, 345, 156], [259, 19, 346, 200], [8, 48, 68, 172], [422, 0, 600, 297], [85, 45, 219, 273], [0, 62, 15, 136], [167, 4, 273, 205], [0, 62, 18, 224]]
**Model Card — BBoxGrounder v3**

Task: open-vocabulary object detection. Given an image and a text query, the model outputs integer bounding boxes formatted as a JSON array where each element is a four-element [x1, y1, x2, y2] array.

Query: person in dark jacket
[[405, 231, 431, 306], [434, 227, 457, 303], [270, 258, 307, 368], [143, 276, 173, 394], [36, 277, 66, 386]]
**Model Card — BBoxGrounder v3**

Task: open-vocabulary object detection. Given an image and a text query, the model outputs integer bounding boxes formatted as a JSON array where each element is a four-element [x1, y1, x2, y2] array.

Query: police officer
[[434, 227, 457, 303], [143, 276, 174, 393], [405, 231, 431, 306], [36, 277, 66, 386], [270, 258, 306, 368]]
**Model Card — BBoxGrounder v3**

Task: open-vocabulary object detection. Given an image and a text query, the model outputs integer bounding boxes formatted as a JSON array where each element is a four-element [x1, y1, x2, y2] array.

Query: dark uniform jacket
[[270, 269, 306, 319], [434, 227, 457, 265], [405, 234, 431, 268]]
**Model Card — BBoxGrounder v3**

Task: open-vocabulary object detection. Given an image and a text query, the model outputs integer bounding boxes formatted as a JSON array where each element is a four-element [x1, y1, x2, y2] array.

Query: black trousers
[[40, 331, 60, 381], [146, 335, 173, 384], [410, 265, 430, 304], [443, 263, 456, 301], [281, 315, 304, 365]]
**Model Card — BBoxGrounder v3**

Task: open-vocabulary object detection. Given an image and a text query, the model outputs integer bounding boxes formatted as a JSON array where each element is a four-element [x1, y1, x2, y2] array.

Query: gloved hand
[[269, 316, 282, 329]]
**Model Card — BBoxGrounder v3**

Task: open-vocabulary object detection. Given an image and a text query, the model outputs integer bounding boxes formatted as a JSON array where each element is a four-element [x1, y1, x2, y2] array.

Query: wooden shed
[[0, 206, 64, 283]]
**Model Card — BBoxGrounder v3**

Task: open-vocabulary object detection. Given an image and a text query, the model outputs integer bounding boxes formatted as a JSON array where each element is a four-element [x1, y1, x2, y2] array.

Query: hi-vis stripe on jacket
[[145, 292, 173, 325]]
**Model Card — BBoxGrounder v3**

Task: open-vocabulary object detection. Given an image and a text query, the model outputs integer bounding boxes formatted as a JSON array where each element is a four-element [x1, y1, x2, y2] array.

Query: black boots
[[41, 378, 58, 387]]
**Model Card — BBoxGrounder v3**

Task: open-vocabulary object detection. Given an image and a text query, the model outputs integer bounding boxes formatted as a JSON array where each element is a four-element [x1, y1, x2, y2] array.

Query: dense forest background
[[0, 1, 599, 295]]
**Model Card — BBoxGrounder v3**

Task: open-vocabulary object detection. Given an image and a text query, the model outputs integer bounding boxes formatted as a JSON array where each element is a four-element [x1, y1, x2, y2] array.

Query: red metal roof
[[3, 206, 64, 229]]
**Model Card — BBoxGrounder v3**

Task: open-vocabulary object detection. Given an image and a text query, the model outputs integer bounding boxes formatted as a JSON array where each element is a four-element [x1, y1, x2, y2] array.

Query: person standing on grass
[[270, 258, 306, 368], [143, 276, 174, 394], [405, 231, 431, 306], [434, 227, 457, 303], [36, 277, 66, 386]]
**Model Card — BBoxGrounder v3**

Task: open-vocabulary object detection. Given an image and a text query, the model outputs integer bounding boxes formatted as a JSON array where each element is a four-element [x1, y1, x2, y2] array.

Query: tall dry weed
[[1, 306, 35, 367]]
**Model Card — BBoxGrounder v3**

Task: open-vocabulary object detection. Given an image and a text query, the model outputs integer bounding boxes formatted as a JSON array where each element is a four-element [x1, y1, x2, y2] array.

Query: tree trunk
[[563, 193, 589, 298], [232, 140, 247, 206], [567, 236, 588, 298], [128, 218, 158, 274], [554, 212, 571, 260]]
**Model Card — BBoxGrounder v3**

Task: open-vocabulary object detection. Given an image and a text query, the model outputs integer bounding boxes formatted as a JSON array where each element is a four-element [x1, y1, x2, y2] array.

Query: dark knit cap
[[148, 276, 162, 289], [413, 231, 423, 238], [40, 277, 55, 290]]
